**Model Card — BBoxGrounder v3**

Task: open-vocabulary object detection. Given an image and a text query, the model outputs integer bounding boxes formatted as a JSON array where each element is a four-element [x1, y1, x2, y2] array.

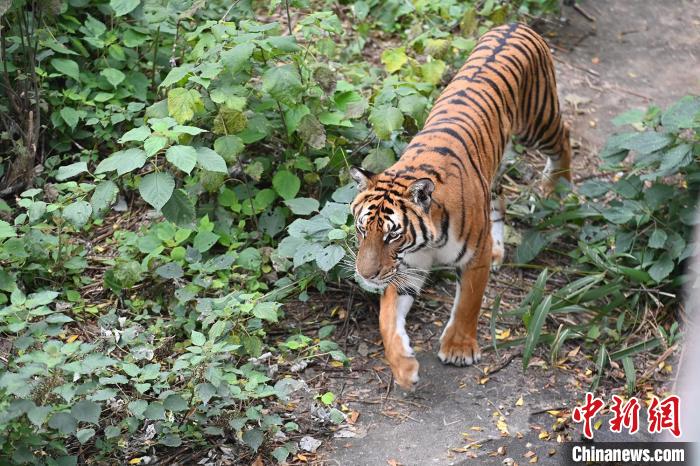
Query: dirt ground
[[301, 1, 700, 465]]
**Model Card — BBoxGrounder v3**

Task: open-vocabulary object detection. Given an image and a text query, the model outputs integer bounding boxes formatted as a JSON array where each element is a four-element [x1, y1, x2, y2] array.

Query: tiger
[[349, 23, 572, 390]]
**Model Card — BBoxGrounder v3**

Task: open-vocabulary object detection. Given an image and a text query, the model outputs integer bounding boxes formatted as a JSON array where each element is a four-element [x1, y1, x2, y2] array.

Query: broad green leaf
[[648, 253, 674, 282], [51, 58, 80, 81], [139, 172, 175, 211], [56, 162, 88, 181], [261, 64, 303, 106], [602, 206, 634, 225], [193, 230, 219, 252], [369, 105, 403, 139], [155, 262, 183, 279], [110, 0, 139, 16], [648, 229, 667, 249], [242, 428, 264, 452], [420, 60, 446, 85], [91, 180, 119, 217], [297, 114, 326, 149], [214, 135, 244, 163], [144, 136, 168, 157], [48, 412, 77, 435], [191, 330, 206, 346], [196, 147, 227, 173], [619, 132, 673, 155], [28, 406, 52, 427], [166, 145, 197, 174], [76, 428, 96, 444], [167, 87, 203, 124], [63, 201, 92, 229], [70, 400, 101, 424], [221, 42, 255, 74], [160, 65, 192, 88], [162, 189, 195, 227], [237, 247, 262, 270], [119, 126, 151, 143], [381, 47, 407, 73], [163, 394, 188, 412], [253, 302, 280, 322], [100, 68, 125, 88], [284, 197, 319, 215], [60, 107, 80, 130], [95, 149, 147, 176], [316, 244, 345, 271], [362, 148, 395, 172], [209, 320, 226, 340], [144, 402, 165, 420], [661, 96, 700, 131], [272, 170, 300, 200]]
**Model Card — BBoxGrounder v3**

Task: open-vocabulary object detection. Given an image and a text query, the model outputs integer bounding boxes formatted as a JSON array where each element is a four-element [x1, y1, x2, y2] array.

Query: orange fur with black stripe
[[350, 23, 572, 389]]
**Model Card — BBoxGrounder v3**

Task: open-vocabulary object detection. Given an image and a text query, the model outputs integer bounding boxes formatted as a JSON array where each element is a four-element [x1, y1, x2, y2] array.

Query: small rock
[[300, 435, 322, 453], [358, 342, 369, 357], [503, 458, 515, 466]]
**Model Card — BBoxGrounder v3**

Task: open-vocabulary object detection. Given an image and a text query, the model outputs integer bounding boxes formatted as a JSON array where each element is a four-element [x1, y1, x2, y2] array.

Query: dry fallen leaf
[[515, 396, 524, 407], [251, 456, 264, 466], [470, 426, 483, 431], [524, 451, 536, 458], [387, 459, 402, 466], [66, 334, 79, 343], [496, 328, 511, 340], [529, 455, 538, 463]]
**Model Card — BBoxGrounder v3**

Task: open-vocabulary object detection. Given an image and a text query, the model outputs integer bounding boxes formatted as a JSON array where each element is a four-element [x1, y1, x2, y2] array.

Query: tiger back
[[350, 23, 572, 389]]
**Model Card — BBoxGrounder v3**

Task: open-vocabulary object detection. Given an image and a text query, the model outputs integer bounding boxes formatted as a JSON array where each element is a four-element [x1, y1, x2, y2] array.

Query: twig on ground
[[573, 4, 596, 22]]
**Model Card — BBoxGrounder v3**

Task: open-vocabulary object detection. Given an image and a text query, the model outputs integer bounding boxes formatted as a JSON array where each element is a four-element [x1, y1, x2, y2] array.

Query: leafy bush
[[0, 0, 563, 462], [507, 96, 699, 391]]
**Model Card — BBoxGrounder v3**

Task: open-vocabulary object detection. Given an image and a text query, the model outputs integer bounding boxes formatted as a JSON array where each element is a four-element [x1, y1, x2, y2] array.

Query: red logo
[[572, 392, 682, 439]]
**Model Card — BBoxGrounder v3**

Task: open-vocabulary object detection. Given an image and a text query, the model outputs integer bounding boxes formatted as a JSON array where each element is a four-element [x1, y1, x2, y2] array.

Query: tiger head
[[349, 166, 436, 289]]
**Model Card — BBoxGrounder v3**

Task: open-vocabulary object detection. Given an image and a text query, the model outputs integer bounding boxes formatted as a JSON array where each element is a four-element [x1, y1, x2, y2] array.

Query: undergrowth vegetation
[[0, 0, 695, 463]]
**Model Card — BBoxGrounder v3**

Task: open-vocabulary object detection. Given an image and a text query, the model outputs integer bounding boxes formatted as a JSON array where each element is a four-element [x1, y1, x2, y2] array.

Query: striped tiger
[[350, 23, 572, 389]]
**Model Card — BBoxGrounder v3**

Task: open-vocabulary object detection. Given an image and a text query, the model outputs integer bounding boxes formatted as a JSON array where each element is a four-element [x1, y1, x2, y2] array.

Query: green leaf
[[162, 189, 195, 227], [297, 114, 326, 149], [76, 428, 95, 444], [420, 60, 446, 85], [602, 206, 635, 224], [0, 220, 16, 238], [209, 320, 226, 340], [661, 96, 700, 131], [522, 295, 552, 368], [48, 412, 77, 435], [91, 180, 119, 218], [144, 402, 165, 420], [119, 126, 151, 143], [619, 132, 673, 155], [196, 147, 228, 173], [362, 148, 396, 172], [272, 170, 300, 200], [284, 197, 319, 215], [320, 391, 335, 405], [648, 229, 667, 249], [316, 244, 345, 272], [167, 87, 203, 124], [164, 394, 188, 412], [70, 400, 101, 424], [515, 230, 550, 264], [60, 107, 80, 130], [193, 230, 219, 252], [237, 247, 262, 270], [139, 172, 175, 211], [63, 201, 93, 229], [110, 0, 139, 15], [242, 428, 264, 452], [381, 47, 408, 73], [214, 135, 244, 163], [648, 253, 674, 282], [27, 406, 52, 427], [144, 136, 168, 157], [160, 65, 192, 88], [262, 64, 303, 106], [51, 58, 80, 81], [369, 105, 403, 139], [191, 330, 206, 346], [221, 43, 255, 74], [166, 145, 197, 174], [101, 68, 125, 88], [621, 356, 636, 395], [155, 262, 183, 279], [56, 162, 88, 181], [95, 149, 147, 176], [253, 302, 280, 322]]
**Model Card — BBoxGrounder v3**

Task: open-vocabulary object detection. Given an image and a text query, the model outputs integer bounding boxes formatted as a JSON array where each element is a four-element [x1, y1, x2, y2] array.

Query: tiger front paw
[[438, 334, 481, 367], [387, 353, 420, 390]]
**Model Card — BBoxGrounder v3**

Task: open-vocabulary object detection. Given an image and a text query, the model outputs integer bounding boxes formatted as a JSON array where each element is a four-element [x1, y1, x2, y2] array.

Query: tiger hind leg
[[541, 121, 573, 196], [490, 195, 505, 271]]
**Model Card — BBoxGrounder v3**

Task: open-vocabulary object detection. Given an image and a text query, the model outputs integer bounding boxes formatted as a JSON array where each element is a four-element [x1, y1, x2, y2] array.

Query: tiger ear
[[408, 178, 434, 211], [349, 166, 374, 191]]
